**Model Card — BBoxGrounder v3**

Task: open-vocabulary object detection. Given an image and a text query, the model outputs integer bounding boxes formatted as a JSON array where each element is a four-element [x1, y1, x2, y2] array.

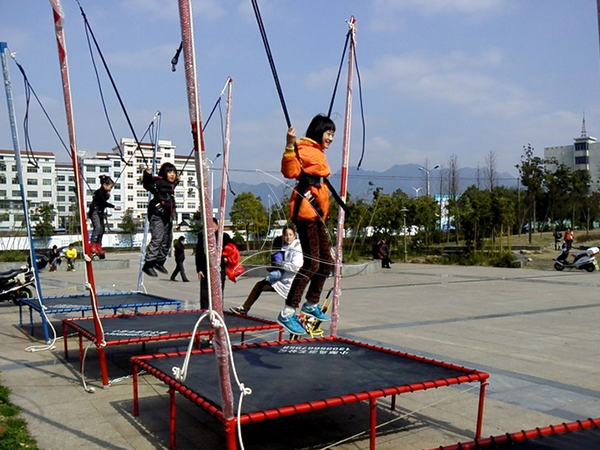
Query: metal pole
[[331, 17, 356, 337], [1, 42, 49, 342], [403, 215, 407, 263], [177, 0, 234, 419]]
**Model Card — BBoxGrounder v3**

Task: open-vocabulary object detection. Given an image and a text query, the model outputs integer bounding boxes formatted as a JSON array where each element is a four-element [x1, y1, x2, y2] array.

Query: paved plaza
[[1, 253, 599, 449]]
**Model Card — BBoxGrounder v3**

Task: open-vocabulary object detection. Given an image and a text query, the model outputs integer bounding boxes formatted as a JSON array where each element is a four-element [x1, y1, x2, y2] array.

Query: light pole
[[411, 186, 422, 198], [418, 165, 439, 197], [400, 207, 408, 263], [206, 152, 222, 210]]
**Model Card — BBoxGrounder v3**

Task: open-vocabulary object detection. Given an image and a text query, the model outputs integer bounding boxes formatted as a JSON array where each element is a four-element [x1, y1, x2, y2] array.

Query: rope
[[327, 31, 350, 118], [352, 43, 367, 170]]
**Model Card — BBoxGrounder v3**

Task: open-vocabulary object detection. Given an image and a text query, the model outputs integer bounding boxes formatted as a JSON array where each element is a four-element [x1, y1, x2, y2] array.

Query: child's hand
[[286, 127, 296, 147]]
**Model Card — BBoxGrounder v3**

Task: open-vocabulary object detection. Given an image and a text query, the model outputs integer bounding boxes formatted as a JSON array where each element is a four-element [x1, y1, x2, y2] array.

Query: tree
[[32, 203, 55, 246], [229, 192, 267, 250], [516, 144, 545, 243], [119, 208, 138, 247], [485, 150, 497, 191]]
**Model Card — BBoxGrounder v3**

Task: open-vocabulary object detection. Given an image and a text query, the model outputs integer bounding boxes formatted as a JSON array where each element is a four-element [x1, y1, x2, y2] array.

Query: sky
[[1, 0, 600, 187]]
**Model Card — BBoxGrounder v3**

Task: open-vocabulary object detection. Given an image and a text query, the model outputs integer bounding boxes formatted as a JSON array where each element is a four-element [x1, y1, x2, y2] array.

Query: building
[[0, 138, 204, 234], [544, 116, 600, 190]]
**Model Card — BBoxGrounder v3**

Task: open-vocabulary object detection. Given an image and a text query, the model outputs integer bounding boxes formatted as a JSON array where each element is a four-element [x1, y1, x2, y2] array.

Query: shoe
[[301, 303, 331, 322], [170, 278, 178, 282], [229, 305, 248, 316], [277, 312, 306, 335], [155, 264, 168, 274], [142, 262, 158, 277]]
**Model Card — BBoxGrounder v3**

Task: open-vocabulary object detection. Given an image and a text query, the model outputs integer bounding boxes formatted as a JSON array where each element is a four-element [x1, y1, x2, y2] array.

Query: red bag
[[222, 242, 244, 282]]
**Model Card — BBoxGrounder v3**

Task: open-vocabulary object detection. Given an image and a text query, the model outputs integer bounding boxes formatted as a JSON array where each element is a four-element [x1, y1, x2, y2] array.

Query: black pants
[[146, 215, 173, 265], [200, 270, 226, 309], [170, 260, 189, 281], [286, 219, 332, 308]]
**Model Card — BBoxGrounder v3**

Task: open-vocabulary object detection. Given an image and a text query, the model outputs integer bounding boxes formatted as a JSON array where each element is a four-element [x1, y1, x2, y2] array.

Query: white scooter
[[553, 245, 599, 272]]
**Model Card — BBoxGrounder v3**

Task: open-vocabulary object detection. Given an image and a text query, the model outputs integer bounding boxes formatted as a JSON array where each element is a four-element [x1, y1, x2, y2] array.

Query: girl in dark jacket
[[142, 162, 179, 277], [88, 175, 115, 256]]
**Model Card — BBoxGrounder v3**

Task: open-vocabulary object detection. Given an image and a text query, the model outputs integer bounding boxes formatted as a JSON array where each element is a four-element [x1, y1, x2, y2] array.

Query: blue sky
[[1, 0, 600, 185]]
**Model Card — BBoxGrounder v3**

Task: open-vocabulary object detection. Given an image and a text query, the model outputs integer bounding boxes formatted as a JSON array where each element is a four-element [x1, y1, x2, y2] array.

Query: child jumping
[[88, 175, 115, 257], [142, 162, 179, 277], [277, 114, 335, 335]]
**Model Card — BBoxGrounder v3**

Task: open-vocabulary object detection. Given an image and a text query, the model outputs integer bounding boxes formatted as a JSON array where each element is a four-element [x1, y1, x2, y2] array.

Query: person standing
[[170, 236, 189, 282], [88, 175, 115, 257], [564, 227, 574, 250], [277, 114, 335, 335]]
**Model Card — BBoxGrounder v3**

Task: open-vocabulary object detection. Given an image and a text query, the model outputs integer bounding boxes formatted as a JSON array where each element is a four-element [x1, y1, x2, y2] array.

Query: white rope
[[317, 382, 487, 450], [24, 302, 57, 352], [171, 309, 252, 450]]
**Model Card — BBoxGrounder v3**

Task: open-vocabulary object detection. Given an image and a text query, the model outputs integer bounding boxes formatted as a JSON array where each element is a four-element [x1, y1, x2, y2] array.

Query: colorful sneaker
[[301, 303, 331, 322], [229, 305, 248, 316], [277, 313, 306, 335]]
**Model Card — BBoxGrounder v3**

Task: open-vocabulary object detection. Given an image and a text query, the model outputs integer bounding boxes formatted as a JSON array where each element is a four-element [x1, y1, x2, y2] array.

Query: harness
[[291, 172, 349, 222]]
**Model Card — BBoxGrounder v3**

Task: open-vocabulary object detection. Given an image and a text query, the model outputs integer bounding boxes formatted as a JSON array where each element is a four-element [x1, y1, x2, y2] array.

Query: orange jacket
[[281, 138, 330, 221]]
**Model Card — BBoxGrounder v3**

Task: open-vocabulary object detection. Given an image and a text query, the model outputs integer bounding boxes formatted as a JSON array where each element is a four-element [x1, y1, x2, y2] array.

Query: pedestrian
[[65, 243, 77, 272], [230, 225, 302, 316], [170, 236, 189, 282], [141, 162, 179, 277], [195, 218, 227, 309], [49, 245, 61, 272], [277, 114, 335, 335], [564, 227, 574, 250], [376, 239, 393, 268], [88, 175, 115, 258]]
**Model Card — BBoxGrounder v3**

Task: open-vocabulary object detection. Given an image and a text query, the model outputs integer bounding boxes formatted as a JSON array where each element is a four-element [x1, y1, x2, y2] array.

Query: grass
[[0, 382, 41, 450]]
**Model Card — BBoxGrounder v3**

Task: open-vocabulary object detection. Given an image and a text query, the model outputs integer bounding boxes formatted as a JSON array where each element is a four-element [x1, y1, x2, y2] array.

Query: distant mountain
[[216, 164, 517, 215]]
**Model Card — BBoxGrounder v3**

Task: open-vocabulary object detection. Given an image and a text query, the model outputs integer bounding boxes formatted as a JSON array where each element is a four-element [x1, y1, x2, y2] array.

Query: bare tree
[[485, 151, 497, 190], [447, 154, 460, 200]]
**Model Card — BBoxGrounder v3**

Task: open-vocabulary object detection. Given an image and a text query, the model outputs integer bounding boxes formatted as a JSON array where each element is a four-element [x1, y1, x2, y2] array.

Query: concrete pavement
[[1, 253, 599, 449]]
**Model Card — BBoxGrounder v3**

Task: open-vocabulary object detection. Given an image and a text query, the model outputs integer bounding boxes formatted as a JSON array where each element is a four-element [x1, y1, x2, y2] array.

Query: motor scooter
[[553, 245, 599, 272], [0, 255, 47, 305]]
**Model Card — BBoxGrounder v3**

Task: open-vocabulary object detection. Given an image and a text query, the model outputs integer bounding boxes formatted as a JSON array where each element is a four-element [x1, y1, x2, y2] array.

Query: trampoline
[[19, 292, 182, 335], [63, 309, 282, 382], [426, 417, 600, 449], [131, 337, 490, 450]]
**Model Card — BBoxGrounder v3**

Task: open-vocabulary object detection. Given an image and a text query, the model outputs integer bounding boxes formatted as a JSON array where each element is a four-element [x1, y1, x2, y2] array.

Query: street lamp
[[206, 152, 222, 208], [418, 165, 439, 197], [400, 207, 408, 263], [411, 187, 422, 198]]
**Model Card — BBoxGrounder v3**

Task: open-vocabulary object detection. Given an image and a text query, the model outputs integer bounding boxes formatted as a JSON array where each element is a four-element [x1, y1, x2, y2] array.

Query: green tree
[[119, 208, 138, 246], [516, 144, 545, 243], [229, 192, 267, 250], [32, 203, 55, 246]]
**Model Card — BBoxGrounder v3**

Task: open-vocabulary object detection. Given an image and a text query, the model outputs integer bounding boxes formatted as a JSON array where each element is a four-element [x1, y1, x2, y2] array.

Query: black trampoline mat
[[69, 311, 277, 342], [142, 340, 477, 415], [438, 427, 600, 449], [22, 292, 180, 311]]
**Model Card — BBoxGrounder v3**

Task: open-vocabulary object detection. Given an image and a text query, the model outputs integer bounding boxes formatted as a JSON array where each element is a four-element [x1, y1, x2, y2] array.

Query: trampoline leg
[[98, 345, 109, 389], [133, 365, 139, 417], [78, 334, 83, 373], [169, 387, 177, 450], [19, 302, 23, 329], [225, 418, 238, 450], [63, 322, 69, 359], [475, 381, 487, 440], [29, 307, 34, 336], [390, 394, 396, 411], [369, 397, 377, 450], [240, 331, 245, 344]]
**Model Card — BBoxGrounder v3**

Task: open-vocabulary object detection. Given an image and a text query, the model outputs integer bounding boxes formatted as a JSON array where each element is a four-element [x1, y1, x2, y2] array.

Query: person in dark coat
[[195, 218, 227, 309], [88, 175, 115, 256], [170, 236, 189, 282]]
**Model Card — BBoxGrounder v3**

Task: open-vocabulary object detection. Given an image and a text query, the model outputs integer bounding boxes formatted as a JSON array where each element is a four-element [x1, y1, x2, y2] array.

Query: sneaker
[[229, 305, 248, 316], [142, 264, 158, 277], [301, 303, 331, 322], [277, 313, 306, 335], [155, 264, 169, 274]]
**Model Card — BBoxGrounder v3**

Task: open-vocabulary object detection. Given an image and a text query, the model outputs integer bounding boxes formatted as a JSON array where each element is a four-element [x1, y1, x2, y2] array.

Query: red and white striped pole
[[49, 0, 108, 386], [217, 77, 233, 251], [177, 0, 235, 419], [331, 17, 357, 337]]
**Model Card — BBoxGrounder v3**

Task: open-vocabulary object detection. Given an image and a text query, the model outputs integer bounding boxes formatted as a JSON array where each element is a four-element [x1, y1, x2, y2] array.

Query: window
[[114, 172, 119, 179], [127, 184, 134, 190], [12, 165, 17, 171], [100, 166, 109, 173], [575, 156, 589, 165], [57, 175, 65, 181], [57, 186, 66, 192], [115, 183, 121, 190], [86, 178, 94, 184], [69, 176, 74, 181], [87, 189, 93, 196], [114, 161, 121, 168], [127, 195, 134, 202], [575, 142, 588, 151], [164, 153, 171, 158], [88, 166, 97, 172], [0, 163, 6, 171], [58, 196, 65, 201], [43, 179, 52, 185], [187, 203, 195, 209], [187, 189, 195, 197], [27, 166, 38, 173], [43, 191, 52, 198], [43, 167, 52, 173], [12, 177, 19, 185], [113, 194, 121, 201], [27, 190, 38, 197], [0, 190, 6, 197], [27, 179, 38, 186], [12, 190, 20, 197], [58, 206, 66, 212], [137, 202, 147, 209], [0, 175, 6, 184], [127, 172, 133, 178], [136, 190, 146, 197]]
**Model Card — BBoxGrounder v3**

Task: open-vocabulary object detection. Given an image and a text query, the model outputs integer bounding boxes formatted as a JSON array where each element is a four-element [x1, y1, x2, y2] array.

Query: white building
[[0, 138, 203, 234], [544, 118, 600, 191]]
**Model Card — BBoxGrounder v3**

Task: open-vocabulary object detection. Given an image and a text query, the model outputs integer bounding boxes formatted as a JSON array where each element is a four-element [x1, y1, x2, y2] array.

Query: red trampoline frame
[[63, 309, 282, 386], [131, 336, 490, 450], [426, 416, 600, 449]]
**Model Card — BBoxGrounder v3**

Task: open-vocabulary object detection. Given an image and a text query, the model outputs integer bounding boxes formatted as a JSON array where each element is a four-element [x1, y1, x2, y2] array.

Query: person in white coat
[[230, 225, 302, 315]]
